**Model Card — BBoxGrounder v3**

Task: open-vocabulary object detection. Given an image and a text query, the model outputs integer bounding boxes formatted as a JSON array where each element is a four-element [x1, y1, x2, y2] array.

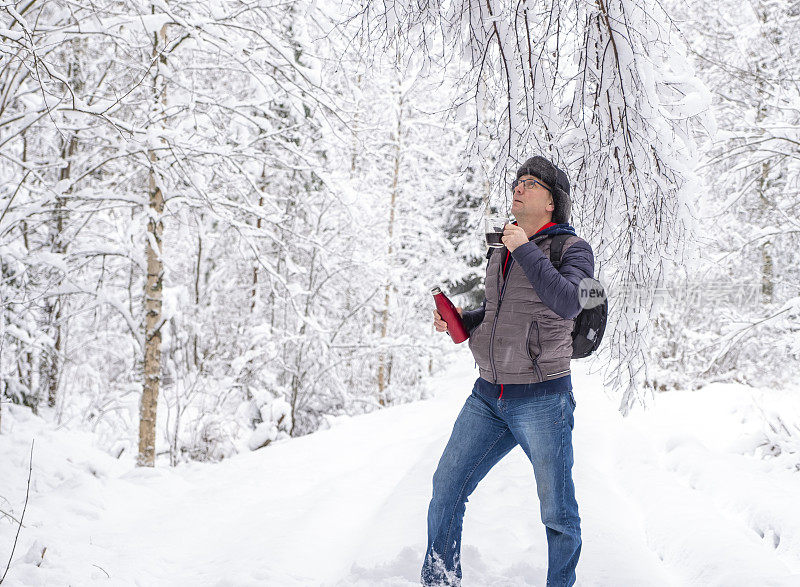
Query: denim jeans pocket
[[568, 390, 576, 409]]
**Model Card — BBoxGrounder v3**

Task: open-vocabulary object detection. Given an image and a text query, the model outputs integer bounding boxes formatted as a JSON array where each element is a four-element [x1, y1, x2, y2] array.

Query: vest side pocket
[[525, 320, 543, 380]]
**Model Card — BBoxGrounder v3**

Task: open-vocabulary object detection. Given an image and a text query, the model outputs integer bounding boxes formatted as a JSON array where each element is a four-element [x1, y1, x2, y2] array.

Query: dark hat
[[515, 156, 571, 224]]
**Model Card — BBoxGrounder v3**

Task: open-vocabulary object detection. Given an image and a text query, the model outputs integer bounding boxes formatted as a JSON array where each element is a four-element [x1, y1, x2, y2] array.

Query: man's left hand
[[502, 223, 529, 253]]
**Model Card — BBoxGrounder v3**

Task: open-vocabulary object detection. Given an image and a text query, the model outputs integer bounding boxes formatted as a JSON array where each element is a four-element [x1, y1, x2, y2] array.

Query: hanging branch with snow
[[353, 0, 711, 412]]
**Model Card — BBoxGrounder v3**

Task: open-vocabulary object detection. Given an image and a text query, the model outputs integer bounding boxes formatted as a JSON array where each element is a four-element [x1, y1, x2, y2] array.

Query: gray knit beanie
[[515, 156, 572, 224]]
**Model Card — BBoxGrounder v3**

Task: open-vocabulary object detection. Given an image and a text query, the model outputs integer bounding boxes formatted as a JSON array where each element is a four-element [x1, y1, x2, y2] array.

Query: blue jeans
[[421, 378, 581, 586]]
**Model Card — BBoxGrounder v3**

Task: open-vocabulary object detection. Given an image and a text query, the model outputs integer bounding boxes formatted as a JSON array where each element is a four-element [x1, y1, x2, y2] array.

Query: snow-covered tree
[[649, 0, 800, 390], [351, 0, 712, 412]]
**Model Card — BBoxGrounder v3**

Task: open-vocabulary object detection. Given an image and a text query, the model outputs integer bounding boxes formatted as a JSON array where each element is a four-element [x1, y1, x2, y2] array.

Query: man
[[422, 155, 594, 586]]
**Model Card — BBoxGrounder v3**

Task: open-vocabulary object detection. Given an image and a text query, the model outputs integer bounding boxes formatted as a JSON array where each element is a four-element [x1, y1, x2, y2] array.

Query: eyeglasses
[[510, 178, 551, 193]]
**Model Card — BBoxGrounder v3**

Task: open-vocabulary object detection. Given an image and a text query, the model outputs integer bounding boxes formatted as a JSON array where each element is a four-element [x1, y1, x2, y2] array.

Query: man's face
[[511, 174, 555, 219]]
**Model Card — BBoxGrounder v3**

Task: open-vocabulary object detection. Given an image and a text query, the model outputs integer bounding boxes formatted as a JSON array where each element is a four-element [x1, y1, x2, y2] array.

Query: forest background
[[1, 0, 798, 467]]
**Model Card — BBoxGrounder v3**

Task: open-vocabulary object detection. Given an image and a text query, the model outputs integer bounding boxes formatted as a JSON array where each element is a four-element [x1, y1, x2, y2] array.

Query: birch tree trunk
[[137, 17, 168, 468], [754, 3, 773, 304], [758, 162, 774, 303], [193, 214, 203, 369], [43, 130, 77, 409], [377, 89, 403, 406]]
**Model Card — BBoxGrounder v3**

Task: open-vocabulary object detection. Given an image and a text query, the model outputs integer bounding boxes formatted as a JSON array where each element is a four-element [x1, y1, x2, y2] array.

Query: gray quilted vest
[[468, 234, 583, 384]]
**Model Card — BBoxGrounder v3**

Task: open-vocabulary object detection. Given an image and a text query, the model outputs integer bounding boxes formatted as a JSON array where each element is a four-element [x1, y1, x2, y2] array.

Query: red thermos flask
[[431, 286, 469, 344]]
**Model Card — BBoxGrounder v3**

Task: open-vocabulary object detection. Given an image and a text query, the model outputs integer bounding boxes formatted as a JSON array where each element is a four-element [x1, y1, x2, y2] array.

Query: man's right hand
[[433, 307, 462, 333]]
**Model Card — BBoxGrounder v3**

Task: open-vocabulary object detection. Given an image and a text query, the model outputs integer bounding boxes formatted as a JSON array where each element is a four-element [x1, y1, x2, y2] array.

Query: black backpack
[[549, 234, 607, 359]]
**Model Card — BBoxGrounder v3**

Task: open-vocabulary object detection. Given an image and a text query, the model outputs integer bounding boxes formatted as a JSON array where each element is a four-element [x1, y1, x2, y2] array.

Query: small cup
[[485, 216, 508, 248]]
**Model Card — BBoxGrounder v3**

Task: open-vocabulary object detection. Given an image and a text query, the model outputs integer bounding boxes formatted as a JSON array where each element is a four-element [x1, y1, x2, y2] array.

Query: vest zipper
[[526, 320, 544, 381], [489, 235, 548, 384], [489, 252, 512, 384]]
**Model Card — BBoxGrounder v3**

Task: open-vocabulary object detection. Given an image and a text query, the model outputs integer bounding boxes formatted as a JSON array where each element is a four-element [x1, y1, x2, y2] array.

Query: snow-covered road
[[2, 356, 799, 585]]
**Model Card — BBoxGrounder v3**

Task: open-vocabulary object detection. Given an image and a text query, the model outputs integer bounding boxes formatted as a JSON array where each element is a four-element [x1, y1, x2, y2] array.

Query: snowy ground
[[2, 355, 800, 586]]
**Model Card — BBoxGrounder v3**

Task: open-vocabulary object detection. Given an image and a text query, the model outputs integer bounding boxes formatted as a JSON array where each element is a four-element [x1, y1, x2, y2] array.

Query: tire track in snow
[[334, 358, 680, 586]]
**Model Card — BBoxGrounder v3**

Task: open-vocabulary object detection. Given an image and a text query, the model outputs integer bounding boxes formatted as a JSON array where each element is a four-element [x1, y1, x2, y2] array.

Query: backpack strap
[[489, 233, 574, 265], [549, 234, 571, 268]]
